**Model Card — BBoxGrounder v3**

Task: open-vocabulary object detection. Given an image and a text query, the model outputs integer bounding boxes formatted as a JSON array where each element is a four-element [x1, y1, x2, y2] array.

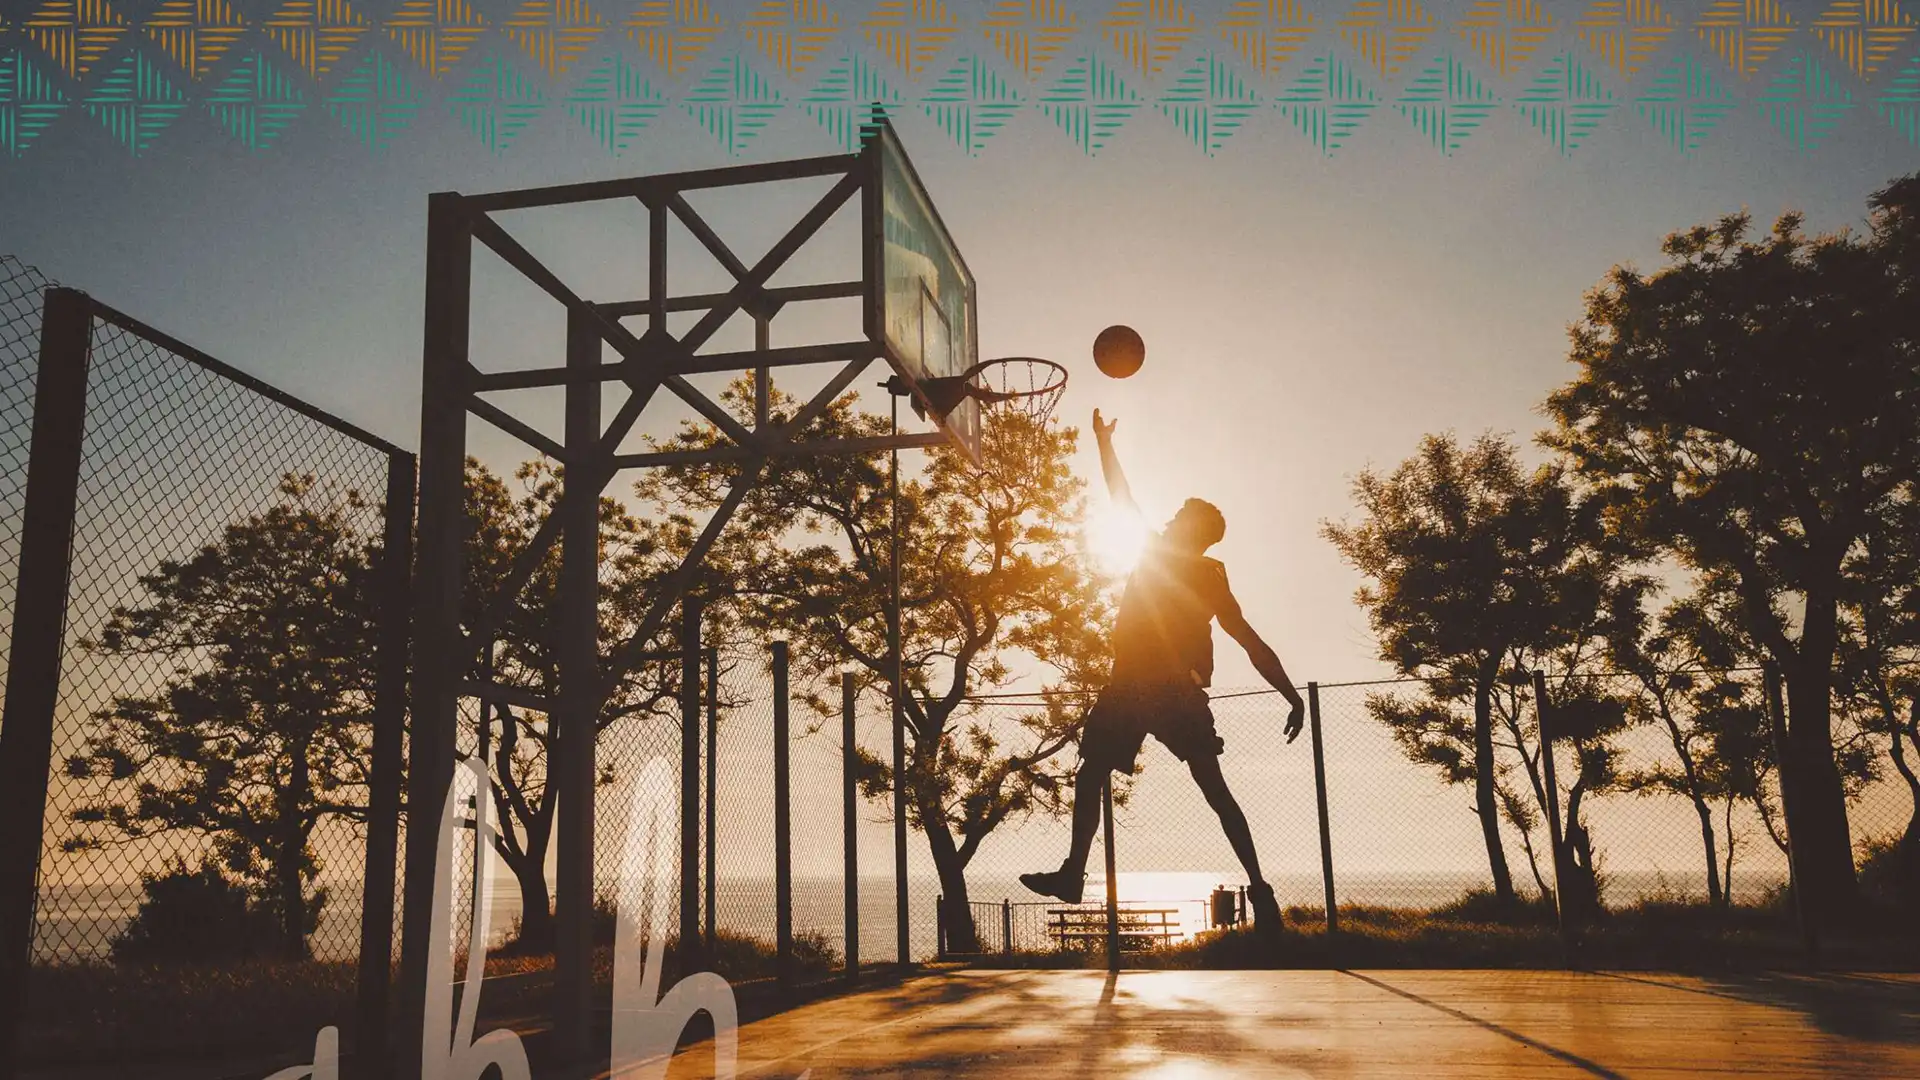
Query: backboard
[[866, 120, 981, 463]]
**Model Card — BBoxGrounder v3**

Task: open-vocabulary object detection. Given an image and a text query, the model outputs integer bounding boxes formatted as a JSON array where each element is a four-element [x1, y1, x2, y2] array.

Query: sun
[[1086, 504, 1150, 575]]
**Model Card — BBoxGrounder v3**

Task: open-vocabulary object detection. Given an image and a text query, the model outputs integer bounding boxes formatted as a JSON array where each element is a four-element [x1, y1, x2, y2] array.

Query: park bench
[[1046, 906, 1180, 950]]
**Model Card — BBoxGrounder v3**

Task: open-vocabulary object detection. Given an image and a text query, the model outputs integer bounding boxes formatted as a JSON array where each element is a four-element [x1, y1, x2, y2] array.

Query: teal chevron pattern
[[0, 49, 68, 158], [1275, 54, 1376, 156], [1040, 55, 1140, 156], [1635, 55, 1735, 157], [918, 54, 1019, 156], [325, 51, 421, 154], [1883, 55, 1920, 146], [566, 55, 664, 156], [1395, 53, 1498, 156], [1156, 53, 1260, 157], [0, 4, 1917, 164], [205, 52, 305, 151], [683, 54, 784, 155], [450, 53, 547, 155], [84, 52, 187, 156], [1759, 54, 1852, 152], [804, 54, 899, 152], [1514, 53, 1615, 157]]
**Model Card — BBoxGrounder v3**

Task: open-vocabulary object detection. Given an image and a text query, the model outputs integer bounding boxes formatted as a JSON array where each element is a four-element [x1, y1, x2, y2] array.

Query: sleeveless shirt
[[1110, 540, 1231, 688]]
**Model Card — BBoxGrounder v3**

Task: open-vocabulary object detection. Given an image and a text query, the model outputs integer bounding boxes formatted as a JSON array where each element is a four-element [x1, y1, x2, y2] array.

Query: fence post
[[680, 599, 703, 969], [1764, 662, 1820, 964], [705, 645, 718, 954], [1002, 899, 1013, 957], [1102, 778, 1120, 974], [1531, 671, 1578, 968], [773, 640, 792, 989], [1306, 683, 1338, 936], [842, 669, 859, 982], [935, 895, 946, 960], [0, 287, 92, 1080], [354, 451, 414, 1080]]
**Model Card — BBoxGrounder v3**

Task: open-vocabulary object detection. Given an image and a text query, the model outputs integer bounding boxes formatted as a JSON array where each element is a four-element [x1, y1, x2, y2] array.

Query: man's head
[[1165, 498, 1226, 553]]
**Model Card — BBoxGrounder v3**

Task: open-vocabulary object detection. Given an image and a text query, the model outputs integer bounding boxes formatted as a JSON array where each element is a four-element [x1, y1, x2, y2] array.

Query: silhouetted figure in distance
[[1020, 409, 1307, 933]]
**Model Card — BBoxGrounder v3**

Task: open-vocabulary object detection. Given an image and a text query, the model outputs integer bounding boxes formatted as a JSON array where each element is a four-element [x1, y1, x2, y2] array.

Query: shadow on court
[[1607, 971, 1920, 1046], [651, 968, 1920, 1079]]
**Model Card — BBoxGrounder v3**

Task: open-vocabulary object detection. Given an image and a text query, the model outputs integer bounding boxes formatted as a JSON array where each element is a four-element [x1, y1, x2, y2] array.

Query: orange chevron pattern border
[[7, 0, 1920, 162]]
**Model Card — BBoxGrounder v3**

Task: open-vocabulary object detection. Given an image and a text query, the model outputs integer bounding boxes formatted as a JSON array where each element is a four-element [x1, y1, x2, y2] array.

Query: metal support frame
[[355, 452, 416, 1080], [406, 124, 966, 1071], [0, 288, 92, 1080], [1532, 671, 1579, 968], [554, 305, 604, 1062], [889, 396, 910, 969], [1307, 683, 1338, 936], [773, 641, 793, 989]]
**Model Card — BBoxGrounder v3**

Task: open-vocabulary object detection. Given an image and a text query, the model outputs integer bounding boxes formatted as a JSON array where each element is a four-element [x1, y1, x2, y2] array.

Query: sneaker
[[1248, 881, 1284, 931], [1019, 869, 1086, 904]]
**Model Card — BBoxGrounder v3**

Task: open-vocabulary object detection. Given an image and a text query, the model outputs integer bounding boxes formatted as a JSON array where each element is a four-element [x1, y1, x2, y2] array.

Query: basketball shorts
[[1079, 680, 1224, 774]]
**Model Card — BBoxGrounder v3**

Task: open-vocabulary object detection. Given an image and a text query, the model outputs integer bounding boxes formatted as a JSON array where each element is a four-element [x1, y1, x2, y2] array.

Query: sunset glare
[[1086, 504, 1151, 575]]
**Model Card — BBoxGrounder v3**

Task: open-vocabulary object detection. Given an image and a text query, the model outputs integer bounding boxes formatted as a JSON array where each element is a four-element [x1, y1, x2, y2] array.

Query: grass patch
[[22, 960, 360, 1066], [967, 893, 1920, 972]]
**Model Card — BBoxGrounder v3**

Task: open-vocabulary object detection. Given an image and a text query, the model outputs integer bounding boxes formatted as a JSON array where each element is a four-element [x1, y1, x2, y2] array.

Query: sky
[[9, 2, 1920, 940], [4, 0, 1918, 695]]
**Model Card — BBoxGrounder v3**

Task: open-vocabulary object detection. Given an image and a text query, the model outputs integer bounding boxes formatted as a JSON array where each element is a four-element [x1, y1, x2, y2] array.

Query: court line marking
[[1339, 970, 1630, 1080]]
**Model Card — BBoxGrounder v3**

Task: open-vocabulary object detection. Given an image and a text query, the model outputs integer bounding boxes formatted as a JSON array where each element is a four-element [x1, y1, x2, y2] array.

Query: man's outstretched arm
[[1092, 409, 1140, 517], [1217, 590, 1307, 742]]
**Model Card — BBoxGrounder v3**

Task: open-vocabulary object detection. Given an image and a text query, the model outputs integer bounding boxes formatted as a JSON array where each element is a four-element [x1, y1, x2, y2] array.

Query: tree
[[1543, 174, 1920, 924], [459, 458, 701, 953], [635, 381, 1113, 951], [1837, 486, 1920, 911], [1325, 433, 1622, 905], [1601, 576, 1736, 906], [65, 475, 383, 958]]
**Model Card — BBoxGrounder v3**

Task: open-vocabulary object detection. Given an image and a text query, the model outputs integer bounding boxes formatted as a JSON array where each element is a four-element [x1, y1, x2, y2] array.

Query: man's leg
[[1188, 753, 1284, 930], [1060, 763, 1108, 879], [1021, 762, 1106, 903], [1187, 754, 1262, 884]]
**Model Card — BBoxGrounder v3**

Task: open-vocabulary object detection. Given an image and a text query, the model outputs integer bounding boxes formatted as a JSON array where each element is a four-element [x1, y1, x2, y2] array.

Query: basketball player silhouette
[[1020, 409, 1306, 933]]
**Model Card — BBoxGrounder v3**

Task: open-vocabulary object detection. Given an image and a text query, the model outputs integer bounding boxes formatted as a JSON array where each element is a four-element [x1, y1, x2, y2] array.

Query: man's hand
[[1283, 698, 1305, 743], [1093, 408, 1118, 444]]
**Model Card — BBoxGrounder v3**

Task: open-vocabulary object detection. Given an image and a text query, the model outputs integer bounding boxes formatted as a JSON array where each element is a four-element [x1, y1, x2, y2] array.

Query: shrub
[[110, 860, 280, 965], [1428, 887, 1558, 927], [1857, 832, 1920, 923]]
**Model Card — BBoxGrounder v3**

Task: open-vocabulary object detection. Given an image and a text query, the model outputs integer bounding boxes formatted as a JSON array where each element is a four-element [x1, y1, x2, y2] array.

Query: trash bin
[[1210, 886, 1240, 928]]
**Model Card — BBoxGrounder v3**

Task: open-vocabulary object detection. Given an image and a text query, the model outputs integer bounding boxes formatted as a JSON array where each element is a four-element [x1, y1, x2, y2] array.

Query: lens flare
[[1086, 506, 1150, 574]]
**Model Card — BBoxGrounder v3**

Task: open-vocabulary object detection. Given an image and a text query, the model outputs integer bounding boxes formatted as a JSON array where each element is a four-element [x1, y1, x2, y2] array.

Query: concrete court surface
[[652, 969, 1920, 1079]]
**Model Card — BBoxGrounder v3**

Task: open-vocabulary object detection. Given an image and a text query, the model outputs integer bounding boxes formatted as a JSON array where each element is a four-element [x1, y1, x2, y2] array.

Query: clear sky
[[4, 0, 1917, 689]]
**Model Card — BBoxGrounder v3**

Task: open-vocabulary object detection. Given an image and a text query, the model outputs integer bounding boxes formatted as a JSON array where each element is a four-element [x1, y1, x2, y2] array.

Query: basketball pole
[[890, 392, 911, 970]]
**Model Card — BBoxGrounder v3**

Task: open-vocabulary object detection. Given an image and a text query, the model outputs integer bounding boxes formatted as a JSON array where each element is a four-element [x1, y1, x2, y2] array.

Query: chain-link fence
[[930, 670, 1918, 955], [0, 257, 48, 742], [0, 261, 413, 1069], [430, 648, 1915, 974]]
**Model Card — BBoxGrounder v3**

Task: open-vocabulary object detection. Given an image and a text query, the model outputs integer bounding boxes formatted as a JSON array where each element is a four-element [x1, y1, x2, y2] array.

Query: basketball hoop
[[917, 357, 1068, 428]]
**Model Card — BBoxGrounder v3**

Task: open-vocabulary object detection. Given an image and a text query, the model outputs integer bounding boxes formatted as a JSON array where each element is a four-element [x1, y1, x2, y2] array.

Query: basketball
[[1093, 325, 1145, 379]]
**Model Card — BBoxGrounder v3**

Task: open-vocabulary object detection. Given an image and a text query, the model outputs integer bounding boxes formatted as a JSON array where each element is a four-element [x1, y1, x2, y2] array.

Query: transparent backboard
[[868, 122, 980, 462]]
